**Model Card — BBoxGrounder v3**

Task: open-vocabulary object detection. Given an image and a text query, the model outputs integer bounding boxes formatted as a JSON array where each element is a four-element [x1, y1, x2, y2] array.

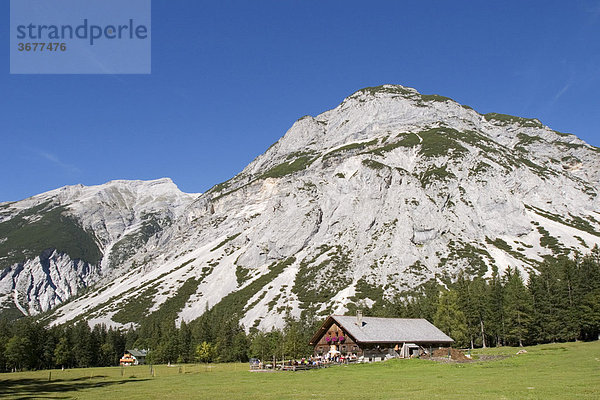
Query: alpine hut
[[309, 313, 453, 360]]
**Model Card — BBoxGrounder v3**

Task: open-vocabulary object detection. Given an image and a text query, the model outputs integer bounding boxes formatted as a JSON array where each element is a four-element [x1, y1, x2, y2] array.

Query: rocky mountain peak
[[1, 85, 599, 332]]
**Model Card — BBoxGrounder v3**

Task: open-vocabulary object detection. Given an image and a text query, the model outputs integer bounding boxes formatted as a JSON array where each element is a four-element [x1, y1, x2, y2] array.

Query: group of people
[[250, 353, 360, 370], [313, 353, 359, 364]]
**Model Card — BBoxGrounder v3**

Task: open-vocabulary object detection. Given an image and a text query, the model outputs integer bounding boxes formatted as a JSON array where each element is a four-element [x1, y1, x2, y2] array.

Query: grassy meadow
[[1, 341, 599, 399]]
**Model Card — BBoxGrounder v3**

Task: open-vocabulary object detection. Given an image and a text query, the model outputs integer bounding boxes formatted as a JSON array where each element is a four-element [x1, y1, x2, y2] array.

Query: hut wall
[[313, 323, 362, 356]]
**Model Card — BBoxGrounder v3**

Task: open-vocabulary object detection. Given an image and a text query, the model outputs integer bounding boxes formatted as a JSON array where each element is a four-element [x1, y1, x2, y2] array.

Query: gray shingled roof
[[128, 349, 148, 358], [331, 315, 453, 344]]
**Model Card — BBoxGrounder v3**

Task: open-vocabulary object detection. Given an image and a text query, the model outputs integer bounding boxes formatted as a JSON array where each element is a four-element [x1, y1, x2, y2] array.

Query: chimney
[[356, 310, 363, 327]]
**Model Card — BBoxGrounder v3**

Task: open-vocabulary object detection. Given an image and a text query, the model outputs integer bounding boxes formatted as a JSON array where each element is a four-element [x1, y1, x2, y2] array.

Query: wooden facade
[[312, 322, 362, 356], [119, 349, 147, 366]]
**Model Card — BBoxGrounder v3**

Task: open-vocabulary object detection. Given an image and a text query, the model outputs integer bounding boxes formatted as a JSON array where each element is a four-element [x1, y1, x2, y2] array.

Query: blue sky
[[2, 0, 600, 201]]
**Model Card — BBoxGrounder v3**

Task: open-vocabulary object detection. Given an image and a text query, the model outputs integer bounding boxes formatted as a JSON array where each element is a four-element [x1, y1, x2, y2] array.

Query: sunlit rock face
[[2, 85, 599, 331]]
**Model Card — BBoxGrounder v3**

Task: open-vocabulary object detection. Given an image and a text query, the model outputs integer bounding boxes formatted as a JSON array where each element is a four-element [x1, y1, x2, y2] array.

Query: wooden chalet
[[309, 313, 453, 360], [119, 349, 148, 366]]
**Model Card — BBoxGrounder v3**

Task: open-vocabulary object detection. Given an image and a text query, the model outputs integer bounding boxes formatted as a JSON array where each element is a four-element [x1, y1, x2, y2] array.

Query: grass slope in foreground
[[0, 341, 598, 399]]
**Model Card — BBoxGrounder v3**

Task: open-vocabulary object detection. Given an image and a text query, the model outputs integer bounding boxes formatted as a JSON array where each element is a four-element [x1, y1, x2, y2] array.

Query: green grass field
[[1, 341, 599, 399]]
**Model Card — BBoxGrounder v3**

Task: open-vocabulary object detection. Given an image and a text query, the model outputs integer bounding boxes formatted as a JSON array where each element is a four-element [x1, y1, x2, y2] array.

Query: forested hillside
[[1, 249, 598, 371]]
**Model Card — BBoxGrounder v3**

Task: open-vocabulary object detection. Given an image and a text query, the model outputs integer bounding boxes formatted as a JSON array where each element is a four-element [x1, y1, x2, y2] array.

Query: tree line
[[0, 247, 598, 372], [0, 312, 317, 372], [369, 247, 600, 348]]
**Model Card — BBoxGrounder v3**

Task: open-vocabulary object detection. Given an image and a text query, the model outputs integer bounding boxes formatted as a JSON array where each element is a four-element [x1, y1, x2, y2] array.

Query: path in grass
[[1, 341, 599, 399]]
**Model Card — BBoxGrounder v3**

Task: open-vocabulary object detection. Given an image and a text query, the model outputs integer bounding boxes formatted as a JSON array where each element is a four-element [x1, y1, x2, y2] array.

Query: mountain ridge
[[209, 84, 598, 199], [0, 178, 199, 316], [1, 84, 599, 332]]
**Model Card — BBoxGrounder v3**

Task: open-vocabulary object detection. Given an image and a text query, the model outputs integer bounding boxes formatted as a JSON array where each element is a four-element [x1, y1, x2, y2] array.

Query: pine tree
[[42, 333, 56, 369], [249, 331, 270, 361], [266, 330, 284, 362], [503, 268, 532, 347], [577, 248, 600, 340], [433, 289, 468, 347], [107, 327, 126, 366], [455, 273, 488, 348], [231, 330, 250, 362], [579, 290, 600, 341], [455, 273, 477, 348], [160, 320, 179, 364], [486, 266, 505, 346], [178, 321, 193, 363], [559, 258, 580, 340], [73, 322, 93, 368], [124, 325, 138, 349], [472, 277, 489, 348], [283, 318, 303, 359]]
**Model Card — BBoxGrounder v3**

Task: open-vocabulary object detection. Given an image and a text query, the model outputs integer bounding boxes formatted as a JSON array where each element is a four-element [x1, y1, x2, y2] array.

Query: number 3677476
[[17, 43, 66, 51]]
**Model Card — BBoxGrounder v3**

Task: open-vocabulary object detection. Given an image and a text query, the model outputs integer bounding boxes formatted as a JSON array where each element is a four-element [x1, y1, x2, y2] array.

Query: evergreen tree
[[192, 303, 214, 344], [41, 333, 56, 369], [0, 341, 6, 372], [415, 280, 441, 321], [5, 336, 29, 372], [106, 327, 126, 366], [72, 322, 93, 368], [559, 258, 580, 340], [249, 331, 270, 361], [231, 330, 250, 362], [579, 290, 600, 341], [455, 274, 488, 348], [124, 325, 138, 349], [283, 312, 304, 359], [54, 336, 72, 369], [266, 330, 284, 362], [503, 268, 532, 347], [486, 266, 505, 346], [213, 316, 247, 362], [0, 325, 7, 372], [13, 319, 44, 370], [576, 249, 600, 340], [99, 341, 115, 367], [433, 289, 468, 347], [178, 321, 193, 363], [471, 277, 489, 348]]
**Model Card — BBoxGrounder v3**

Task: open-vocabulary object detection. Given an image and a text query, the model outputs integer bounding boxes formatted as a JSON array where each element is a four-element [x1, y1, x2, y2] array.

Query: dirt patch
[[432, 347, 470, 361], [427, 348, 510, 363]]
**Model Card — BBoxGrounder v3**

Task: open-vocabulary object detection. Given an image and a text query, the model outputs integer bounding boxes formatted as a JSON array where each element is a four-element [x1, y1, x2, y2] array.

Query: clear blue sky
[[2, 0, 600, 201]]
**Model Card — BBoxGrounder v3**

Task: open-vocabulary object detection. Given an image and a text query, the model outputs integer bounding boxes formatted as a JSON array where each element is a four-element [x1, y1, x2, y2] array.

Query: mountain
[[1, 84, 599, 331], [0, 178, 198, 318]]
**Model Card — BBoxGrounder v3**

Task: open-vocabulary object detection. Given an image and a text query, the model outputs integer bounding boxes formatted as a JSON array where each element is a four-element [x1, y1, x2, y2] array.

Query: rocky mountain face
[[0, 178, 198, 317], [2, 85, 599, 331]]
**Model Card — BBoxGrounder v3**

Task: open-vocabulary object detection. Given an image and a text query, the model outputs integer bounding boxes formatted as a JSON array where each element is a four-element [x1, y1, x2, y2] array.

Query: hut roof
[[127, 349, 148, 358]]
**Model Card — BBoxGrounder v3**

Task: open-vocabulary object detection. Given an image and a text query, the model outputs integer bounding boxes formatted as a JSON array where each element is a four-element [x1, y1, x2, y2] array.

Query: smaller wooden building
[[119, 349, 148, 366], [309, 314, 453, 360]]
